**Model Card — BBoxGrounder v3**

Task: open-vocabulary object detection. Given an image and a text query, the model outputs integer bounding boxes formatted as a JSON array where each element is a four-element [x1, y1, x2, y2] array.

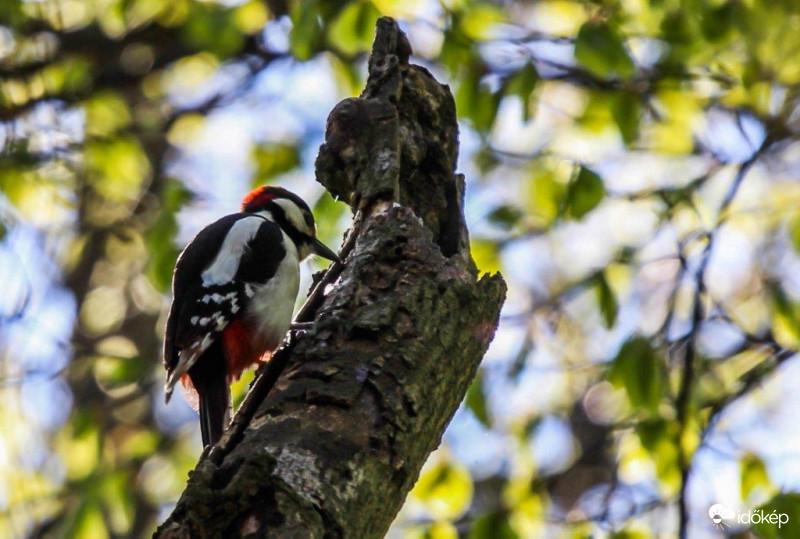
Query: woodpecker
[[163, 185, 339, 447]]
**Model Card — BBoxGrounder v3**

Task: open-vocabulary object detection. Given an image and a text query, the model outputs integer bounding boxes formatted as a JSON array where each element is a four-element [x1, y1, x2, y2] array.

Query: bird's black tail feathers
[[199, 383, 229, 447], [190, 341, 230, 448]]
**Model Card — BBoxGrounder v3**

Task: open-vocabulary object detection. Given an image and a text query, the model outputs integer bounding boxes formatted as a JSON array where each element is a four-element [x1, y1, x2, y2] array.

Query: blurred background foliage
[[2, 0, 800, 537]]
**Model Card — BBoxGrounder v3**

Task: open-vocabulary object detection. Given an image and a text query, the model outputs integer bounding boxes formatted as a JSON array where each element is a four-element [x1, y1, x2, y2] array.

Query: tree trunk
[[155, 18, 506, 538]]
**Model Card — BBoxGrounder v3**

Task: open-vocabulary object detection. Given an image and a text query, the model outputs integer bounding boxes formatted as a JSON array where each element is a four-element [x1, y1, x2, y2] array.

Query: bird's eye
[[303, 212, 314, 228]]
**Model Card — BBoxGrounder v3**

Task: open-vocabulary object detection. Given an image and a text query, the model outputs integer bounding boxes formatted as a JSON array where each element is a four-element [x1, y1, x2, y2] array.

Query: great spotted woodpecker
[[163, 186, 339, 447]]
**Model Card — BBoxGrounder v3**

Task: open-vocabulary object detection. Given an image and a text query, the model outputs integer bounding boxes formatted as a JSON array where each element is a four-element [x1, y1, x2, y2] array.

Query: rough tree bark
[[155, 18, 506, 538]]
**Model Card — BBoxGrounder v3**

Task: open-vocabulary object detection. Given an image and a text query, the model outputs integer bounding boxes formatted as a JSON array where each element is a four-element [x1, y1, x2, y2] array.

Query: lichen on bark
[[156, 17, 506, 538]]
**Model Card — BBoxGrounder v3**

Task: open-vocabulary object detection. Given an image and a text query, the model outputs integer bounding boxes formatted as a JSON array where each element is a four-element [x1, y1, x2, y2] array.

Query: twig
[[674, 143, 765, 539], [706, 346, 794, 424]]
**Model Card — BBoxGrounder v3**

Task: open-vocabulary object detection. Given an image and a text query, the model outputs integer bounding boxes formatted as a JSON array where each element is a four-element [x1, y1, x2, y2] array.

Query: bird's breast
[[247, 233, 300, 354]]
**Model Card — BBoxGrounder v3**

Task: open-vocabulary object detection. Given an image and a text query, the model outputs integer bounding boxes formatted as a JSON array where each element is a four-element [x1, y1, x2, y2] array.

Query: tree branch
[[155, 18, 506, 538], [675, 142, 768, 539]]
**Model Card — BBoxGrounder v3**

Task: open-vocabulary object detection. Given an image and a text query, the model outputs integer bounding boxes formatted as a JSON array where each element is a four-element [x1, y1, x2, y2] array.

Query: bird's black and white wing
[[163, 213, 286, 400]]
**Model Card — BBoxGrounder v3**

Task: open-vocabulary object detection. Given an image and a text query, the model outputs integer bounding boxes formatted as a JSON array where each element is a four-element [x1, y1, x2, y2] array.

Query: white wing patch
[[164, 290, 242, 402], [201, 217, 263, 286]]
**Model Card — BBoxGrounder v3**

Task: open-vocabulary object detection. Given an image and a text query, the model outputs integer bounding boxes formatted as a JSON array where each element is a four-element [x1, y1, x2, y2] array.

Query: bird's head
[[241, 186, 340, 263]]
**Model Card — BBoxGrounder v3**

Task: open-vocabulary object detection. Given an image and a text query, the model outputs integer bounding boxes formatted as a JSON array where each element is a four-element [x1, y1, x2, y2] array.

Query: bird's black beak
[[312, 238, 340, 264]]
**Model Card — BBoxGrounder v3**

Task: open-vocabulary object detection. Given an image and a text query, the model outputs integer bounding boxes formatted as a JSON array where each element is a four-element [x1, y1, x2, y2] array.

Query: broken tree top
[[316, 17, 465, 260]]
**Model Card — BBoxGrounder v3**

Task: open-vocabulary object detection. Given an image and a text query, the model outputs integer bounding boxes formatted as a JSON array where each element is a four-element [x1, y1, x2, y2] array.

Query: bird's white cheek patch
[[274, 198, 312, 236]]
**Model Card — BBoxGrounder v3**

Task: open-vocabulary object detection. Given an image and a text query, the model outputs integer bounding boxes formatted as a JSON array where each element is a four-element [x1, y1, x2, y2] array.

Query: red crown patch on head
[[241, 186, 289, 212]]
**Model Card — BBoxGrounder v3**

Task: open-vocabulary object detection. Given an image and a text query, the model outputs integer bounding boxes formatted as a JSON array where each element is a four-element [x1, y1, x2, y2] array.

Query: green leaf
[[574, 22, 635, 80], [0, 0, 23, 26], [659, 10, 693, 50], [84, 91, 131, 137], [456, 60, 501, 132], [412, 459, 474, 520], [790, 216, 800, 254], [469, 511, 518, 539], [596, 272, 618, 329], [753, 493, 800, 538], [252, 143, 301, 182], [290, 1, 324, 61], [770, 284, 800, 348], [565, 167, 605, 220], [313, 191, 348, 247], [700, 2, 740, 43], [459, 3, 505, 41], [525, 164, 567, 226], [182, 5, 245, 58], [145, 180, 192, 292], [59, 415, 100, 481], [635, 420, 681, 489], [608, 336, 663, 414], [610, 529, 651, 539], [102, 472, 134, 534], [84, 137, 151, 202], [473, 144, 500, 175], [420, 521, 458, 539], [329, 52, 364, 95], [471, 238, 502, 275], [741, 453, 771, 501], [504, 63, 539, 121], [440, 25, 472, 74], [119, 429, 159, 460], [610, 92, 641, 146], [465, 370, 490, 427], [93, 355, 146, 393], [43, 57, 93, 95], [486, 205, 524, 230], [328, 1, 381, 56], [72, 501, 109, 539]]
